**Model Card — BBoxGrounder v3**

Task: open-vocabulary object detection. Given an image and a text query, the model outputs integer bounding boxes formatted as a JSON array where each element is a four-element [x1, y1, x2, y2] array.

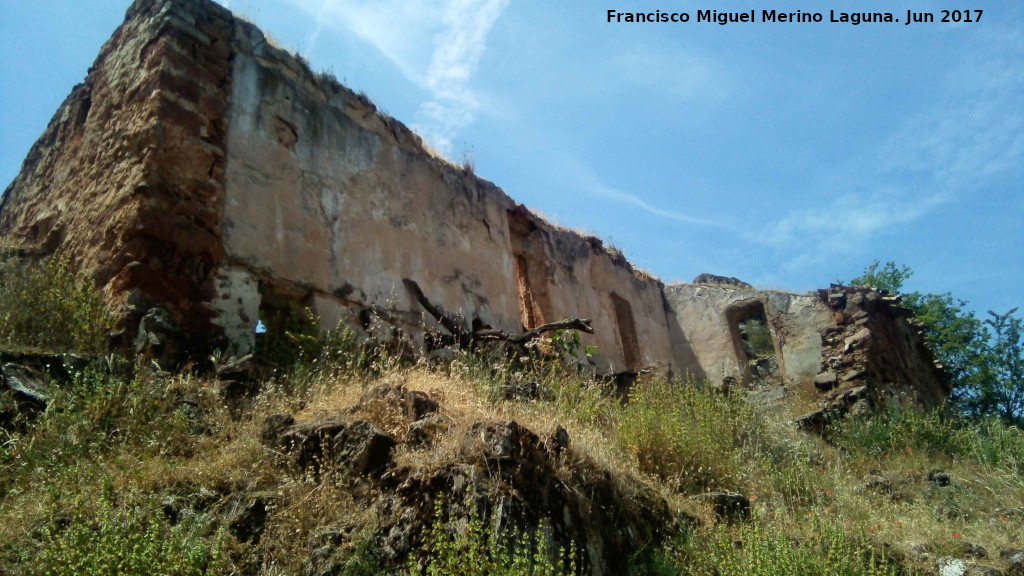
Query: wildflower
[[884, 453, 890, 459], [1001, 517, 1009, 522], [905, 447, 912, 454], [952, 532, 962, 539]]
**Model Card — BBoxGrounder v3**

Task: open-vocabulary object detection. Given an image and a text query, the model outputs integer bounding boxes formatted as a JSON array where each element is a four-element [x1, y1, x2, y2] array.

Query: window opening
[[726, 300, 780, 385]]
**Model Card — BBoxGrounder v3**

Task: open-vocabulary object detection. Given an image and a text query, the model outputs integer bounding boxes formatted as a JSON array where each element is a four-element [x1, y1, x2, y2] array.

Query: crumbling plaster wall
[[664, 283, 833, 386], [209, 16, 679, 372], [665, 281, 949, 417]]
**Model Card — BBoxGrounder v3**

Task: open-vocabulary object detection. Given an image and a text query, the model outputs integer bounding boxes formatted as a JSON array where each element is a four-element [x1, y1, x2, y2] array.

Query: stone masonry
[[0, 0, 947, 410]]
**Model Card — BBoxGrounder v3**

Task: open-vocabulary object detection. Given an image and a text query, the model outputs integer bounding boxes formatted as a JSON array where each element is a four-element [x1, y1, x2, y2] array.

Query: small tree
[[849, 260, 913, 294], [904, 291, 991, 406], [983, 308, 1023, 424]]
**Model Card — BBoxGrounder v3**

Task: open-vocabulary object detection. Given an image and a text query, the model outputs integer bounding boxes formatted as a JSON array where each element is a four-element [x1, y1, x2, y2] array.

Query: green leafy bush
[[833, 406, 1024, 474], [0, 363, 206, 504], [34, 492, 224, 576], [0, 254, 112, 353], [675, 520, 902, 576], [409, 502, 576, 576], [548, 329, 597, 373], [617, 378, 756, 493]]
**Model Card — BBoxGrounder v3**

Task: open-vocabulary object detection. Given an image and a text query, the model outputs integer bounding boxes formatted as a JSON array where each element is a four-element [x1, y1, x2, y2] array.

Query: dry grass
[[0, 323, 1021, 574]]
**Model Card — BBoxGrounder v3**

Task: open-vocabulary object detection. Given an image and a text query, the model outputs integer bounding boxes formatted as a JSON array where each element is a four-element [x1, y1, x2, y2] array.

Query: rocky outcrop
[[264, 417, 396, 478], [0, 351, 108, 430], [378, 420, 672, 576], [690, 492, 751, 522], [262, 387, 673, 576], [0, 363, 50, 430]]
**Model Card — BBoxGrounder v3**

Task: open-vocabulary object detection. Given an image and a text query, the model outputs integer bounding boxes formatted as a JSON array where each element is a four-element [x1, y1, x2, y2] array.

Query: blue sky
[[1, 1, 1021, 316]]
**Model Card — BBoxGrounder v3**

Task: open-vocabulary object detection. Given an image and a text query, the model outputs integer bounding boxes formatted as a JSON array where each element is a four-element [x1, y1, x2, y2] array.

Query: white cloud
[[763, 188, 946, 249], [284, 0, 509, 155], [759, 28, 1024, 267], [565, 159, 725, 227], [416, 0, 510, 152]]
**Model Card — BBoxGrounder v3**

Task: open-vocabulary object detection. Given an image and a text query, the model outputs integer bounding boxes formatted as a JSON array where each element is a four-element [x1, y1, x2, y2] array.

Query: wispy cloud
[[759, 28, 1024, 269], [284, 0, 509, 155], [564, 158, 725, 227], [762, 188, 947, 250], [417, 0, 510, 152]]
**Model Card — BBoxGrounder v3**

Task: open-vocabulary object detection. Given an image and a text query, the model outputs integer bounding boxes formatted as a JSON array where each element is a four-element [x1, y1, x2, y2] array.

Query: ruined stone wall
[[664, 282, 833, 386], [665, 281, 948, 415], [0, 0, 680, 373], [207, 16, 681, 371], [0, 0, 234, 348], [814, 285, 949, 410], [0, 0, 949, 403]]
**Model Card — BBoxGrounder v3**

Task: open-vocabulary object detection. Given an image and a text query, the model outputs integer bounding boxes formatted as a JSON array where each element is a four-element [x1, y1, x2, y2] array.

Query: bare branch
[[402, 278, 469, 346], [404, 277, 592, 349]]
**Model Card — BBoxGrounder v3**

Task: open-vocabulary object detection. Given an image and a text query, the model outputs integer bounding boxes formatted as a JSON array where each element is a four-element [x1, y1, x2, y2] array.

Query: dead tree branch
[[402, 278, 471, 347], [475, 318, 594, 344], [403, 278, 592, 348]]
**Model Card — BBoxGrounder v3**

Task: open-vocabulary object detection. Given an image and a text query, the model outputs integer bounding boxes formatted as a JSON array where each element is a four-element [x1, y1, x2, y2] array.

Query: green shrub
[[675, 520, 902, 576], [33, 491, 224, 576], [548, 329, 597, 373], [969, 417, 1024, 473], [0, 366, 198, 499], [833, 406, 962, 458], [324, 530, 386, 576], [752, 437, 833, 508], [254, 306, 400, 378], [617, 378, 756, 493], [833, 406, 1024, 474], [409, 502, 576, 576], [546, 370, 618, 428], [0, 254, 112, 353]]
